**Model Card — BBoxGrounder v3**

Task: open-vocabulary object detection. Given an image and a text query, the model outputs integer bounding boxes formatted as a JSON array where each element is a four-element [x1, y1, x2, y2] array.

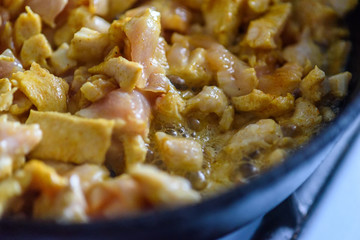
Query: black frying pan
[[1, 4, 360, 240]]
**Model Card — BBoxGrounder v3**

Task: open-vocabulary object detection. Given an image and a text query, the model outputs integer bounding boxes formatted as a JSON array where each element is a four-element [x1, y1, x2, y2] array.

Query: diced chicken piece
[[108, 0, 137, 19], [320, 106, 336, 122], [167, 36, 212, 88], [145, 0, 192, 33], [68, 27, 109, 63], [123, 135, 147, 167], [27, 0, 68, 27], [247, 0, 270, 13], [300, 66, 326, 103], [13, 63, 69, 112], [54, 7, 92, 46], [80, 76, 117, 102], [84, 16, 111, 34], [219, 105, 234, 131], [0, 49, 23, 79], [222, 119, 283, 162], [33, 175, 88, 223], [294, 0, 341, 45], [328, 72, 352, 98], [143, 73, 170, 94], [0, 177, 23, 217], [86, 175, 145, 219], [155, 88, 186, 121], [124, 8, 162, 88], [77, 89, 151, 137], [14, 6, 42, 49], [89, 0, 109, 16], [63, 164, 109, 191], [20, 33, 53, 68], [130, 164, 201, 206], [156, 132, 203, 172], [232, 89, 294, 117], [0, 78, 17, 111], [19, 160, 68, 193], [327, 0, 358, 16], [283, 30, 324, 70], [50, 43, 77, 76], [89, 57, 143, 91], [9, 91, 33, 115], [202, 0, 245, 46], [232, 89, 272, 112], [280, 97, 322, 130], [186, 35, 259, 97], [185, 86, 229, 117], [26, 110, 114, 165], [244, 3, 291, 49], [0, 120, 42, 179], [258, 63, 303, 96]]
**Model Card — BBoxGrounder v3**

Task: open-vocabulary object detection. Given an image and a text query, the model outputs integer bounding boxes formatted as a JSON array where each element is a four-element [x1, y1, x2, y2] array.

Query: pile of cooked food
[[0, 0, 357, 222]]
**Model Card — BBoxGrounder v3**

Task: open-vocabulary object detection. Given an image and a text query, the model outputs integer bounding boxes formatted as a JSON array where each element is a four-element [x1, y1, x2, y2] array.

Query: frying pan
[[1, 4, 360, 240]]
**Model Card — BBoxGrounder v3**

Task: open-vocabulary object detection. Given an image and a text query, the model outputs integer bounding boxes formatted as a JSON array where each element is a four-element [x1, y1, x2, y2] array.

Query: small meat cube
[[219, 105, 234, 131], [244, 3, 291, 49], [258, 63, 303, 96], [185, 86, 229, 117], [124, 8, 162, 88], [77, 89, 151, 137], [50, 43, 77, 76], [247, 0, 270, 13], [26, 110, 114, 165], [130, 164, 201, 206], [14, 6, 42, 49], [222, 119, 283, 162], [54, 7, 92, 46], [20, 33, 53, 68], [85, 16, 111, 34], [167, 35, 212, 88], [89, 57, 143, 91], [0, 177, 23, 217], [27, 0, 68, 27], [19, 160, 68, 193], [9, 90, 33, 115], [281, 97, 322, 130], [300, 66, 326, 103], [80, 77, 117, 102], [68, 27, 109, 63], [0, 120, 42, 179], [232, 89, 295, 117], [155, 88, 186, 121], [89, 0, 109, 16], [13, 63, 69, 112], [0, 78, 17, 111], [200, 36, 258, 97], [155, 132, 203, 172], [33, 175, 88, 223], [283, 30, 324, 69], [202, 0, 245, 46], [328, 72, 352, 98], [146, 0, 192, 33], [63, 164, 109, 191], [86, 175, 145, 219], [232, 89, 273, 112], [123, 135, 147, 168], [0, 49, 23, 79]]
